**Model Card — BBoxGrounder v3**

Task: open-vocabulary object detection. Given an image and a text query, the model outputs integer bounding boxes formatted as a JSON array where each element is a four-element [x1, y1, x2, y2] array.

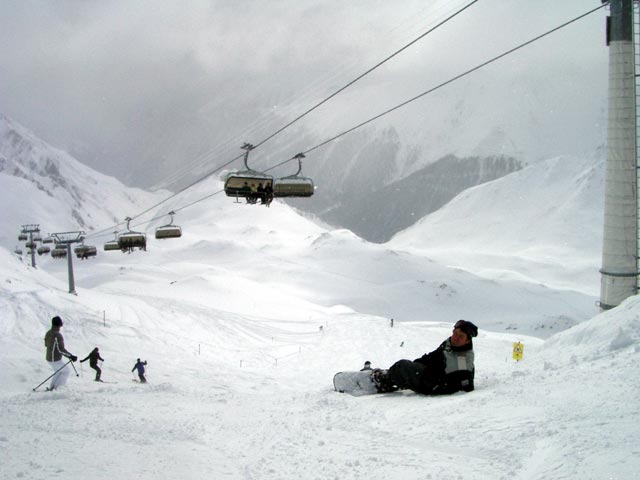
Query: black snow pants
[[386, 359, 435, 394]]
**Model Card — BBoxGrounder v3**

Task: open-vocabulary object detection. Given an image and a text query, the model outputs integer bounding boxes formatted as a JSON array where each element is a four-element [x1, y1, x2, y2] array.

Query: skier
[[43, 316, 78, 391], [360, 361, 372, 371], [372, 319, 478, 395], [80, 347, 104, 381], [132, 358, 148, 383]]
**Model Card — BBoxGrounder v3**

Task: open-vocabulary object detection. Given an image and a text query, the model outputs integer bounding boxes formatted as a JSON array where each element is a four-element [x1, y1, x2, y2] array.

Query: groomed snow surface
[[1, 154, 639, 479]]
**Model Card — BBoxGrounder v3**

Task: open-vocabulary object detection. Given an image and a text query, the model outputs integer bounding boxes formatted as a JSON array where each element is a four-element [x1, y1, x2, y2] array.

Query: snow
[[1, 152, 639, 479]]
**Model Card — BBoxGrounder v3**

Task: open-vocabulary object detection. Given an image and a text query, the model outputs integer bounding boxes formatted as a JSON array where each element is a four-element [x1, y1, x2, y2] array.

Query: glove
[[70, 355, 78, 362]]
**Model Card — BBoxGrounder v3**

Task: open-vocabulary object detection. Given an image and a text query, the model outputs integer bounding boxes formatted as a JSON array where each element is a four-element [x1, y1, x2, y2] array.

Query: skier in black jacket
[[80, 347, 104, 381], [372, 320, 478, 395]]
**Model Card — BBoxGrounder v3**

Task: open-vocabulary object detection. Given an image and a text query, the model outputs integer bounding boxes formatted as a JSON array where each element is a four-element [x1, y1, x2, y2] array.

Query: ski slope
[[0, 162, 638, 479]]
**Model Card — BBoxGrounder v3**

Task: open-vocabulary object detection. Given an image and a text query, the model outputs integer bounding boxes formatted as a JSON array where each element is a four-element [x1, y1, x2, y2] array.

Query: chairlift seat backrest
[[155, 225, 182, 239], [224, 171, 274, 198], [273, 177, 314, 197], [118, 232, 147, 251], [104, 240, 120, 251], [75, 245, 97, 258], [51, 247, 67, 259]]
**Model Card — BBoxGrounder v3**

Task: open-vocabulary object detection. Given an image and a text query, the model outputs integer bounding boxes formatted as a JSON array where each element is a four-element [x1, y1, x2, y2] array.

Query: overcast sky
[[0, 1, 608, 187]]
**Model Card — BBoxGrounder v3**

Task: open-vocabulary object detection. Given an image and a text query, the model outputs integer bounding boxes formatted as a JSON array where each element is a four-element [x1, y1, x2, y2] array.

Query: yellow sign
[[512, 341, 524, 361]]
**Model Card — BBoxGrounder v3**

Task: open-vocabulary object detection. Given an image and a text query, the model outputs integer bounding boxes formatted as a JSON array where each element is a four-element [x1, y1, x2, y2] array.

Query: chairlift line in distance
[[155, 211, 182, 239]]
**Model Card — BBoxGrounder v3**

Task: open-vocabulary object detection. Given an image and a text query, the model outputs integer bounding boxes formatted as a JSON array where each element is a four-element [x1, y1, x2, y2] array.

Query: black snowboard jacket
[[80, 349, 104, 367], [413, 338, 475, 395]]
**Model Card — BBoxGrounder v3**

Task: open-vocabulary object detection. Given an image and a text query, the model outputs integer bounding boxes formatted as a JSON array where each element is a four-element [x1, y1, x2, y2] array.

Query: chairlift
[[37, 246, 51, 256], [104, 231, 121, 251], [155, 211, 182, 239], [43, 236, 54, 244], [273, 153, 315, 198], [18, 233, 27, 241], [118, 217, 146, 252], [224, 143, 274, 205], [14, 246, 22, 255], [51, 246, 67, 259], [25, 241, 36, 249], [33, 235, 43, 243], [74, 243, 97, 259]]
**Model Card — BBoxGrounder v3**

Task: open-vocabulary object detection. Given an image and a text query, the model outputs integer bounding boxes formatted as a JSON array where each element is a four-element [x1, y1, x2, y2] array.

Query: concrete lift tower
[[600, 0, 638, 309]]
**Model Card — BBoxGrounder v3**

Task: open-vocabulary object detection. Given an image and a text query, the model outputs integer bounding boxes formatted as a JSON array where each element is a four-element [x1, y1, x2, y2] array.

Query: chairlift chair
[[74, 244, 97, 259], [104, 231, 121, 251], [43, 236, 54, 244], [273, 154, 315, 198], [155, 211, 182, 239], [223, 143, 274, 203], [37, 246, 51, 256], [51, 246, 67, 259], [118, 217, 146, 252], [14, 247, 23, 255], [18, 233, 27, 241]]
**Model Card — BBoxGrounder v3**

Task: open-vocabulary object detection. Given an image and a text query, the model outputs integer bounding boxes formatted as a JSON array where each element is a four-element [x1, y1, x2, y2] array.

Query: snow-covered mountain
[[0, 116, 637, 478], [0, 114, 167, 249], [0, 1, 608, 244], [389, 151, 605, 296]]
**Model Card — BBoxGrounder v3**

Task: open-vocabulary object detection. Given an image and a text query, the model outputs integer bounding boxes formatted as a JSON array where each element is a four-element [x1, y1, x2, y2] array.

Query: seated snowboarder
[[80, 347, 104, 381], [372, 320, 478, 395], [132, 358, 148, 383]]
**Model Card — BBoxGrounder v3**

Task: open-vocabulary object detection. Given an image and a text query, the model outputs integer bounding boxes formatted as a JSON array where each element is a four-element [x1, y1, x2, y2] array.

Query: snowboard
[[333, 370, 379, 396]]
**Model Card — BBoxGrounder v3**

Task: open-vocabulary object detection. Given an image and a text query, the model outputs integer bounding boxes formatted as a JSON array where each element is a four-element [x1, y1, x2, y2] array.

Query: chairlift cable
[[85, 1, 477, 239], [251, 0, 479, 151], [84, 3, 604, 239], [152, 1, 475, 192], [302, 2, 608, 155], [182, 3, 610, 209]]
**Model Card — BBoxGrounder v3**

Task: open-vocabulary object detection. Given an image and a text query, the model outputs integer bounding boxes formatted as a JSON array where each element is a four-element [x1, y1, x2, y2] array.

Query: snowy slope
[[0, 239, 637, 479], [389, 153, 605, 296], [0, 139, 636, 479]]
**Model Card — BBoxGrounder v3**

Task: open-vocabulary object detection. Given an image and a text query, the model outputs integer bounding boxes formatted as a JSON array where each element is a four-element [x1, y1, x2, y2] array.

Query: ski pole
[[32, 359, 72, 392], [69, 359, 80, 377]]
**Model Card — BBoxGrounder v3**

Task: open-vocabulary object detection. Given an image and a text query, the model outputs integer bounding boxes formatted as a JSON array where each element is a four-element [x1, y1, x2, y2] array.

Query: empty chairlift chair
[[118, 217, 146, 252], [104, 231, 121, 251], [224, 143, 274, 205], [273, 154, 315, 198], [155, 211, 182, 239]]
